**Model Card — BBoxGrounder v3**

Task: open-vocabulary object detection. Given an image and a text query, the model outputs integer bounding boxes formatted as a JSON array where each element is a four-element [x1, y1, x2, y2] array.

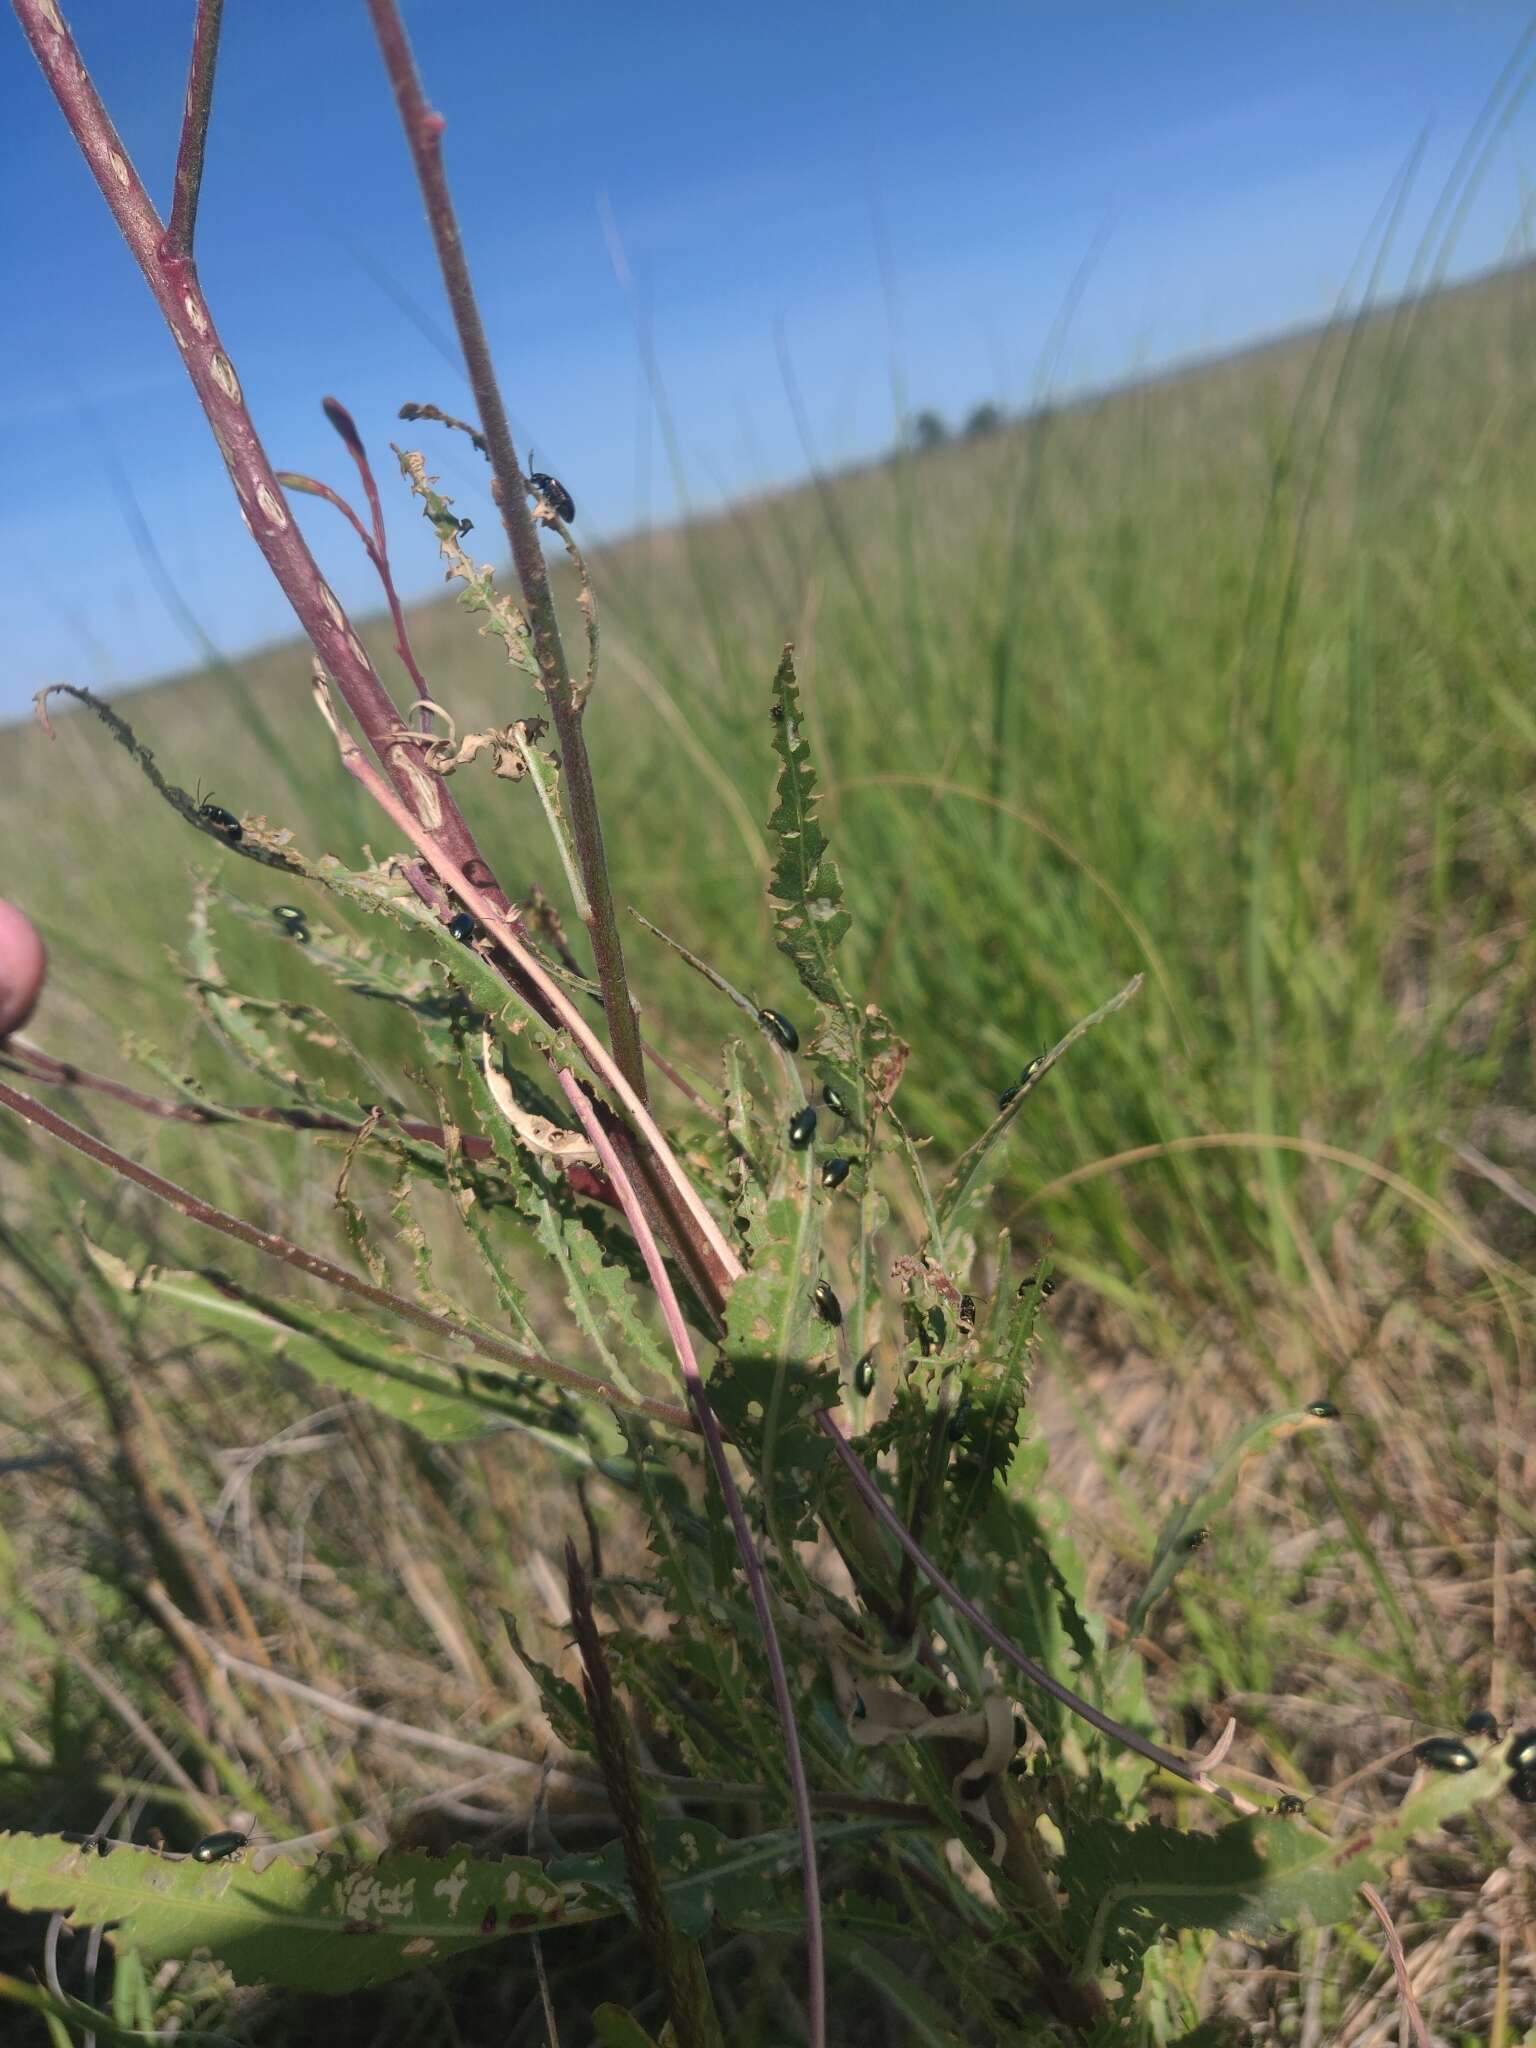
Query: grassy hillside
[[7, 261, 1533, 1300], [3, 256, 1534, 2040]]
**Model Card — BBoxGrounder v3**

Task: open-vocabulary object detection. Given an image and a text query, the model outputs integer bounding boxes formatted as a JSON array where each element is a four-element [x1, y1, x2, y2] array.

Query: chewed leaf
[[718, 1195, 830, 1531], [502, 1611, 592, 1751], [767, 646, 851, 1008], [33, 683, 306, 874], [0, 1832, 587, 1993], [1059, 1747, 1505, 1987], [936, 973, 1143, 1247], [394, 446, 538, 677], [460, 1036, 671, 1399], [707, 1353, 841, 1542]]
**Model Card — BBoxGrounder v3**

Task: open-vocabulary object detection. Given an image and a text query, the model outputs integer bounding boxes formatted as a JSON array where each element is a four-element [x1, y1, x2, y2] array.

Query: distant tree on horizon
[[907, 408, 949, 451]]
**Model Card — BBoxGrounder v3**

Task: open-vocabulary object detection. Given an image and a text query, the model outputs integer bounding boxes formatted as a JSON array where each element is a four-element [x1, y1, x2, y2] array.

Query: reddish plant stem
[[15, 1, 721, 1323], [313, 681, 742, 1302], [163, 0, 223, 261], [277, 458, 434, 721], [364, 0, 648, 1105], [317, 397, 435, 724], [0, 1074, 695, 1436], [559, 1071, 825, 2048], [12, 0, 510, 923], [0, 1042, 621, 1208]]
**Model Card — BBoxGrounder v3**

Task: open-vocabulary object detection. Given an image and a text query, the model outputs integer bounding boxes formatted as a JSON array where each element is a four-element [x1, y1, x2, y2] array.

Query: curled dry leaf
[[480, 1030, 599, 1168]]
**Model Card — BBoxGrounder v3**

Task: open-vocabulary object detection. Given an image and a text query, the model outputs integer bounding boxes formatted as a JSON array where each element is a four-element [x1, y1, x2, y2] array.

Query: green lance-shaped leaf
[[720, 1041, 774, 1239], [214, 884, 464, 1031], [508, 721, 589, 920], [764, 648, 909, 1157], [32, 683, 306, 874], [966, 1457, 1098, 1694], [821, 1930, 971, 2048], [394, 446, 539, 678], [460, 1034, 672, 1400], [766, 645, 852, 1010], [502, 1609, 593, 1753], [592, 2011, 665, 2048], [935, 972, 1144, 1247], [1060, 1745, 1506, 1986], [713, 1194, 836, 1537], [0, 1832, 595, 1993], [311, 860, 573, 1067], [182, 883, 393, 1137], [90, 1255, 595, 1463], [1125, 1401, 1343, 1639], [552, 1817, 897, 1941]]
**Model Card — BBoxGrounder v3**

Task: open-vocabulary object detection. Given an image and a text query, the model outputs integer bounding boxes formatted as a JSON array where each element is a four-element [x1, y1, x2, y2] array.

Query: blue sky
[[3, 2, 1535, 714]]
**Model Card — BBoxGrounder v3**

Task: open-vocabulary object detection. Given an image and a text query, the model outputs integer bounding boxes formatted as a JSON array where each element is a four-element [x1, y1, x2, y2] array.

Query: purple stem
[[364, 0, 648, 1106], [815, 1409, 1209, 1787], [317, 397, 435, 723], [14, 0, 730, 1329], [0, 1039, 626, 1209], [0, 1073, 694, 1437], [315, 692, 742, 1295], [11, 0, 515, 924], [163, 0, 223, 261], [4, 1036, 699, 1168], [559, 1070, 826, 2048]]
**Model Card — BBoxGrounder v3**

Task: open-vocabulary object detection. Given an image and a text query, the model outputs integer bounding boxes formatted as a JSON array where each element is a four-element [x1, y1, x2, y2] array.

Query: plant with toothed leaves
[[0, 7, 1515, 2046]]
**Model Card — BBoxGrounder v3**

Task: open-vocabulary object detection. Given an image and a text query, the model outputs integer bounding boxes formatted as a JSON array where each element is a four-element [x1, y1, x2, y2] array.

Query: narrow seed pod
[[1464, 1709, 1499, 1739], [788, 1105, 817, 1149], [820, 1155, 852, 1190], [813, 1280, 842, 1326], [1413, 1737, 1477, 1773], [191, 1830, 250, 1863], [1506, 1728, 1536, 1772], [853, 1350, 876, 1396], [822, 1083, 849, 1117], [758, 1007, 800, 1053]]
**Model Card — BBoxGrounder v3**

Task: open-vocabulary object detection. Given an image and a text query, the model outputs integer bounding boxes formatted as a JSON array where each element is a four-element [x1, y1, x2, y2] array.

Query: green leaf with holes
[[766, 645, 851, 1008], [1058, 1748, 1506, 1987], [0, 1833, 589, 1992]]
